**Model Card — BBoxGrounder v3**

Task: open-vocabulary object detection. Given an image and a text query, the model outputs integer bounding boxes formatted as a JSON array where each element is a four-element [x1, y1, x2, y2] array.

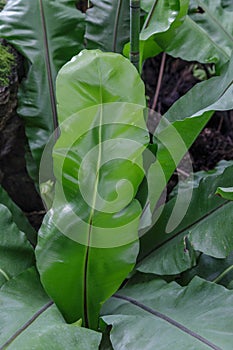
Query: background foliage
[[0, 0, 233, 349]]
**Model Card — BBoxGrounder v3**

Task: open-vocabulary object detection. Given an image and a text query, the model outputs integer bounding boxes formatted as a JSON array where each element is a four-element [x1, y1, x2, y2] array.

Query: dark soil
[[0, 46, 232, 232], [143, 54, 233, 190]]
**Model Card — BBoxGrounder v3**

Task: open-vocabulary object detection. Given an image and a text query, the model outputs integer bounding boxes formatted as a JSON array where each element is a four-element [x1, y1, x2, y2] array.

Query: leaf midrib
[[138, 200, 230, 264], [83, 54, 104, 329], [185, 16, 229, 60], [0, 301, 54, 350], [197, 0, 233, 44], [113, 293, 222, 350], [39, 0, 58, 133], [142, 0, 159, 31]]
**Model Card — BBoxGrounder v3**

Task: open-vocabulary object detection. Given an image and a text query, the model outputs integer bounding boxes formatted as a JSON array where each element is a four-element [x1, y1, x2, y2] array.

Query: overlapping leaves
[[102, 273, 233, 350], [130, 0, 233, 68], [36, 50, 148, 330], [0, 268, 101, 349], [138, 161, 233, 275], [0, 0, 85, 180], [85, 0, 130, 53]]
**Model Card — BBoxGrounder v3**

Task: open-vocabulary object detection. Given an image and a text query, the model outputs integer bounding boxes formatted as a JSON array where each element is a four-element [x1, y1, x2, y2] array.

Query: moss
[[0, 45, 15, 87]]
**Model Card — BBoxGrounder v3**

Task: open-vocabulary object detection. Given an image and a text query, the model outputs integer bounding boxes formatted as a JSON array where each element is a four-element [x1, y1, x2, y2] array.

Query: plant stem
[[130, 0, 140, 71], [212, 265, 233, 284], [151, 52, 166, 111]]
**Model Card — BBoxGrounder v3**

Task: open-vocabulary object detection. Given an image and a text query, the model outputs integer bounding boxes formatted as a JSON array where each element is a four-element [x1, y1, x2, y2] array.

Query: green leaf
[[138, 161, 233, 275], [0, 0, 85, 179], [0, 185, 36, 245], [157, 0, 233, 67], [56, 50, 146, 123], [216, 187, 233, 200], [0, 268, 101, 349], [221, 0, 233, 11], [0, 204, 34, 287], [179, 251, 233, 289], [36, 50, 149, 330], [123, 0, 189, 67], [191, 0, 233, 55], [137, 0, 189, 64], [141, 0, 156, 12], [138, 51, 233, 234], [140, 0, 181, 41], [102, 274, 233, 350], [85, 0, 130, 53]]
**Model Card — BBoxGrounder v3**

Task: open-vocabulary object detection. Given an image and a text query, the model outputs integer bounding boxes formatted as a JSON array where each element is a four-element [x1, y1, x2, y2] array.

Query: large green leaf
[[0, 268, 101, 349], [0, 204, 34, 287], [102, 273, 233, 350], [0, 185, 36, 244], [155, 0, 233, 68], [36, 50, 148, 330], [140, 0, 181, 40], [85, 0, 130, 53], [138, 161, 233, 275], [0, 0, 85, 179]]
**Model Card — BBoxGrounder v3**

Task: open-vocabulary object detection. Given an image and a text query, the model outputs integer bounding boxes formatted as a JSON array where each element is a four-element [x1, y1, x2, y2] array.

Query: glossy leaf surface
[[85, 0, 130, 53], [0, 0, 85, 178], [123, 0, 189, 67], [180, 251, 233, 289], [140, 0, 180, 40], [36, 50, 148, 330], [216, 186, 233, 200], [0, 204, 34, 287], [0, 268, 101, 349], [158, 0, 233, 67], [102, 274, 233, 350], [138, 161, 233, 275], [0, 185, 36, 244]]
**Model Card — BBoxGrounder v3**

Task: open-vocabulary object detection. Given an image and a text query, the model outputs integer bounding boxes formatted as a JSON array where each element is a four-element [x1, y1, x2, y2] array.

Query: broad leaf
[[102, 274, 233, 350], [156, 0, 233, 68], [138, 161, 233, 275], [180, 251, 233, 289], [140, 0, 180, 41], [0, 204, 34, 287], [0, 185, 36, 244], [0, 268, 101, 349], [0, 0, 85, 179], [216, 186, 233, 200], [36, 50, 148, 330], [85, 0, 130, 53]]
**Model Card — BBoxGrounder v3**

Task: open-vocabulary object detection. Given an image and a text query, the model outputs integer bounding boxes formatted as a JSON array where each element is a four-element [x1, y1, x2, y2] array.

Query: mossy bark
[[0, 41, 44, 230], [0, 44, 15, 87]]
